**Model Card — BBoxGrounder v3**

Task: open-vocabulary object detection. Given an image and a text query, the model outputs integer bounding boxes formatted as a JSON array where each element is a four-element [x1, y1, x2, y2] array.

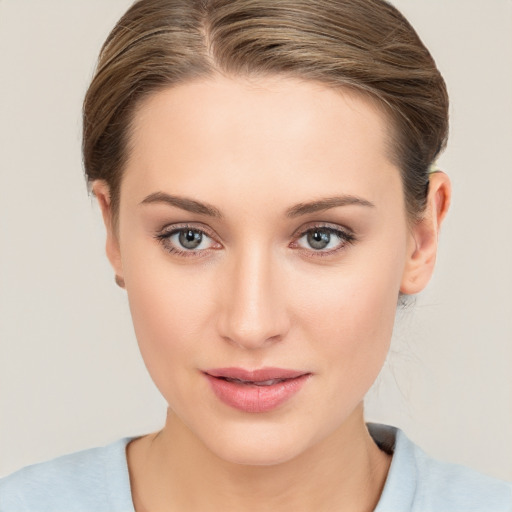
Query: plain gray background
[[0, 0, 511, 480]]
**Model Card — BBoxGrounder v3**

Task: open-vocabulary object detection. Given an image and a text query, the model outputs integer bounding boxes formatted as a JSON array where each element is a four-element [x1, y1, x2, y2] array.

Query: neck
[[127, 404, 391, 512]]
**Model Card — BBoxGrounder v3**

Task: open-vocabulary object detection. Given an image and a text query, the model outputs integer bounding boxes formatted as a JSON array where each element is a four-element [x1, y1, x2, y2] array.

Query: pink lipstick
[[203, 367, 311, 413]]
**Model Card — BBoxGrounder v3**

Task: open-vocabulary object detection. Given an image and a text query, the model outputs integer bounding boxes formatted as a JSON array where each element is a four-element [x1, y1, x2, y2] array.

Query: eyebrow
[[140, 192, 375, 219], [285, 195, 375, 217], [140, 192, 223, 218]]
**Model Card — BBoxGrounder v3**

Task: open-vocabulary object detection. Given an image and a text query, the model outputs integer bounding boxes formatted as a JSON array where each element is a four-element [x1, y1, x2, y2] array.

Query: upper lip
[[204, 367, 309, 382]]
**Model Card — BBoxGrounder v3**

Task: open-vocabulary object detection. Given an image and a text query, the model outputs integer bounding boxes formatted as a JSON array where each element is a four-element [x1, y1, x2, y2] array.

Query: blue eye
[[306, 229, 332, 250], [296, 227, 355, 253], [156, 226, 218, 255], [177, 229, 205, 249]]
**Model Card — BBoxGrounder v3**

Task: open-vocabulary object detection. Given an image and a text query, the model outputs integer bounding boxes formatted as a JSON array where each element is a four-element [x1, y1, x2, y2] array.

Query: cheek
[[128, 269, 213, 341], [294, 247, 405, 390], [121, 246, 218, 397]]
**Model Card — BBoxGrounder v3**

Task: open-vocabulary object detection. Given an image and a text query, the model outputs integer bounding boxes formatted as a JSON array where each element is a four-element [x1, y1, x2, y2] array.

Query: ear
[[92, 180, 124, 284], [400, 171, 451, 295]]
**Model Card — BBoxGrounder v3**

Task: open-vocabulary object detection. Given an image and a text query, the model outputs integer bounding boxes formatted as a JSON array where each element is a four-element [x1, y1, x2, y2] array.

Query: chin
[[213, 438, 304, 467], [198, 420, 317, 467]]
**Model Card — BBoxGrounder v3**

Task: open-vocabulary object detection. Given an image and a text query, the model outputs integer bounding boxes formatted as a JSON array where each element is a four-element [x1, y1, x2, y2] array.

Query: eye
[[293, 226, 355, 254], [155, 225, 220, 256], [175, 229, 207, 250]]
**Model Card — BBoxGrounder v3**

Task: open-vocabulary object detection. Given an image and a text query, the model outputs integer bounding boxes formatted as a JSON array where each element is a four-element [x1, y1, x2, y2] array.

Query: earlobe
[[400, 171, 451, 295], [91, 180, 124, 282]]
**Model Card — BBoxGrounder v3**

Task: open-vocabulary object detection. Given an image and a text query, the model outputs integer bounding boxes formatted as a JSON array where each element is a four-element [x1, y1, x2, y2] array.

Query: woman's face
[[102, 76, 416, 465]]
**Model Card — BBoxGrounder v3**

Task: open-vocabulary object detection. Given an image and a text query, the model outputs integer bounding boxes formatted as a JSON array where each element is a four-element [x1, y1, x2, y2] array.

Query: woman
[[1, 0, 510, 510]]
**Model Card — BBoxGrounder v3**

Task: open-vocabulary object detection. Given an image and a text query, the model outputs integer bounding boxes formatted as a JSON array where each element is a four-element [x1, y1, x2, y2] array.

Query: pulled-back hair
[[83, 0, 448, 222]]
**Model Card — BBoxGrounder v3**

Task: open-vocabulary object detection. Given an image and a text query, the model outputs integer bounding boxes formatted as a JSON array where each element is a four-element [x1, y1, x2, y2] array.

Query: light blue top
[[1, 424, 511, 511]]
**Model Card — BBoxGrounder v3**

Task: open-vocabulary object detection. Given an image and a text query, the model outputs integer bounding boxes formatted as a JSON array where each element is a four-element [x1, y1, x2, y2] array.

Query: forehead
[[123, 75, 399, 206]]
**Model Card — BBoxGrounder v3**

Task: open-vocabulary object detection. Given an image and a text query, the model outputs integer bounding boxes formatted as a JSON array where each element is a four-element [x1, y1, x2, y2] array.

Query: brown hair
[[83, 0, 448, 223]]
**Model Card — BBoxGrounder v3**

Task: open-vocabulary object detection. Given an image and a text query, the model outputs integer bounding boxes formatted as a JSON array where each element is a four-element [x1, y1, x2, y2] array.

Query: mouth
[[203, 367, 311, 413], [217, 377, 289, 386]]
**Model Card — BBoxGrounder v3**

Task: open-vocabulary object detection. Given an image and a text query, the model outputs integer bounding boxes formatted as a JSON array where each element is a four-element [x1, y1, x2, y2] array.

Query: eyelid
[[154, 222, 223, 257], [292, 221, 355, 240], [157, 221, 218, 238], [290, 222, 357, 256], [153, 221, 356, 259]]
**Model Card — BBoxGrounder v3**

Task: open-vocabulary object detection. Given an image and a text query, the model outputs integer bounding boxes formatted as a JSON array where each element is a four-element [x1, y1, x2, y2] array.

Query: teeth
[[255, 379, 282, 386], [224, 377, 284, 386]]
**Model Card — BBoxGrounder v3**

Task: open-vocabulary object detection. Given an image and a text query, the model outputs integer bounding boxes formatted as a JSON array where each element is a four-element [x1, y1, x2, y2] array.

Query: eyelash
[[153, 223, 356, 259], [292, 225, 356, 258], [154, 224, 219, 259]]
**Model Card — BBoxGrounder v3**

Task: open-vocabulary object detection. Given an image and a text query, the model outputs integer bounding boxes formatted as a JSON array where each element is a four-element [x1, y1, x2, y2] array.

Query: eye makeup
[[153, 221, 357, 260], [290, 223, 357, 259], [153, 223, 222, 259]]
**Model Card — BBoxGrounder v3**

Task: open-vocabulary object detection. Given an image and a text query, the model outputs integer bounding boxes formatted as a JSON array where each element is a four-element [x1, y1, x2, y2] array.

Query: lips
[[203, 367, 311, 413]]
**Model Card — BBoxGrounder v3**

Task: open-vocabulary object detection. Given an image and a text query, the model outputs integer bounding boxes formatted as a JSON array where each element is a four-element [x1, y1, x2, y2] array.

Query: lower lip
[[204, 373, 311, 413]]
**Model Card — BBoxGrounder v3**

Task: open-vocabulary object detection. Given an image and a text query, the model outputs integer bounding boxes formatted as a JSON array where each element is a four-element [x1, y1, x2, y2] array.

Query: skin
[[94, 75, 450, 512]]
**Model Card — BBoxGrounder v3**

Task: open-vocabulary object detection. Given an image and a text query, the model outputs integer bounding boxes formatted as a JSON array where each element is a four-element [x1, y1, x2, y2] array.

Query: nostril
[[221, 332, 285, 350]]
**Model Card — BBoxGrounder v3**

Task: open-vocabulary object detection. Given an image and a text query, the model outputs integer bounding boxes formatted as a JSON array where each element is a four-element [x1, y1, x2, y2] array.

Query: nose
[[216, 245, 291, 350]]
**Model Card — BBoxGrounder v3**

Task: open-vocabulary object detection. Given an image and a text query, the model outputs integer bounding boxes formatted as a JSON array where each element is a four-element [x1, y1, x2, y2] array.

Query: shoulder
[[0, 437, 136, 512], [369, 423, 512, 512], [411, 439, 512, 511]]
